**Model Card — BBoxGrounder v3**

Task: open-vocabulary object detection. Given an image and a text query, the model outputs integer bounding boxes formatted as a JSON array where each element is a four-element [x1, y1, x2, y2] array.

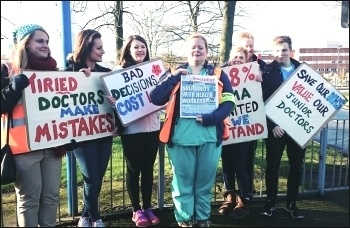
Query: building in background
[[255, 42, 349, 87]]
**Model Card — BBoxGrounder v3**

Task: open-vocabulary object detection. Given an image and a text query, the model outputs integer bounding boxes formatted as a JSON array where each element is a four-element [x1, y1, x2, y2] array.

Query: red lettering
[[58, 122, 68, 139], [237, 126, 246, 137], [145, 90, 151, 103], [59, 77, 68, 91], [88, 116, 99, 134], [35, 123, 51, 142], [67, 118, 80, 137], [228, 123, 265, 139], [106, 113, 114, 132], [34, 113, 115, 144], [29, 73, 37, 93], [99, 115, 107, 133], [78, 117, 90, 136]]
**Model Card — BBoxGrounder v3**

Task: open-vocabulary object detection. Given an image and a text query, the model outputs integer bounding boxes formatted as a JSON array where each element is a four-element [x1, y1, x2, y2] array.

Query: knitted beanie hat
[[13, 24, 47, 44]]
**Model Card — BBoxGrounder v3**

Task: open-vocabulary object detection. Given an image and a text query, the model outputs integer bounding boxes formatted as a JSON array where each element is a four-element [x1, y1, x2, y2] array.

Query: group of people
[[0, 22, 306, 228]]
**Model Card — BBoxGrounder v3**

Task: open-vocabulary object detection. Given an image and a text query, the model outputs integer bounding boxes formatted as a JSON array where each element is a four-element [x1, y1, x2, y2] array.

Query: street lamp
[[337, 45, 342, 88]]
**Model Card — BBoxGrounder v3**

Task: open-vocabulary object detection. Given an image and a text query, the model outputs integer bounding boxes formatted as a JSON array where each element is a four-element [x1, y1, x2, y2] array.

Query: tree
[[1, 16, 16, 40], [71, 1, 124, 63], [70, 1, 247, 65], [218, 1, 236, 66], [125, 2, 170, 58]]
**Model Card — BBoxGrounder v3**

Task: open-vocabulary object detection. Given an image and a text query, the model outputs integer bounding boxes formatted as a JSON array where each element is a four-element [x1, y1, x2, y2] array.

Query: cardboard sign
[[100, 58, 166, 126], [180, 75, 218, 118], [222, 62, 268, 145], [22, 70, 115, 151], [265, 63, 347, 148]]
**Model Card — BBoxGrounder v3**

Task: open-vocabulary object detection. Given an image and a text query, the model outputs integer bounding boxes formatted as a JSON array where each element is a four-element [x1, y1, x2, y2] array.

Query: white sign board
[[222, 62, 268, 145], [101, 58, 166, 126], [22, 70, 115, 151], [265, 63, 347, 148], [180, 75, 218, 118]]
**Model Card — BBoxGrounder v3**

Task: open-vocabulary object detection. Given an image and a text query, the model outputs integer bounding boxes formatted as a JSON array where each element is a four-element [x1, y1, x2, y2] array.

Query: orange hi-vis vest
[[1, 63, 31, 154], [159, 68, 230, 144], [1, 99, 30, 154]]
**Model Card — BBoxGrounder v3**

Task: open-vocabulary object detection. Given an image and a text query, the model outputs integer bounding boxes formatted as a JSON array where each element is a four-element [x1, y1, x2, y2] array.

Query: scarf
[[26, 52, 57, 71]]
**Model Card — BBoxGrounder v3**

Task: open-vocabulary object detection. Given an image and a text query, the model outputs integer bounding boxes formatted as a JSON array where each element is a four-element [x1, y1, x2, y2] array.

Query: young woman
[[65, 29, 112, 227], [219, 46, 254, 219], [105, 35, 160, 227], [1, 24, 61, 227], [150, 33, 235, 227]]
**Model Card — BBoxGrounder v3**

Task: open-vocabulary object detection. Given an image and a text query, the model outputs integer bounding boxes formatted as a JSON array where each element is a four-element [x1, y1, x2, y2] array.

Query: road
[[314, 109, 349, 152]]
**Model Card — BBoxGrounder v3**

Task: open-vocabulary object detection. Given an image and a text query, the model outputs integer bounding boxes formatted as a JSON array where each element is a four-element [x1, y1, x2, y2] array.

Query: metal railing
[[1, 117, 348, 226]]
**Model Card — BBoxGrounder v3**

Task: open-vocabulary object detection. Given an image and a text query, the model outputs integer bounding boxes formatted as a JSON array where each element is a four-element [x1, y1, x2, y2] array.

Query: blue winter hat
[[13, 24, 47, 44]]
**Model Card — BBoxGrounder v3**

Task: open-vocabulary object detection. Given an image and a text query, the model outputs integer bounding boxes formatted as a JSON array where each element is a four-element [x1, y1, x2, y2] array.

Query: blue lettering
[[116, 93, 145, 116]]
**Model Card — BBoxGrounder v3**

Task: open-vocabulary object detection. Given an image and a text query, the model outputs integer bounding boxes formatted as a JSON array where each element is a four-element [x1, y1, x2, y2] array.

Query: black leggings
[[221, 141, 250, 199], [121, 131, 160, 211]]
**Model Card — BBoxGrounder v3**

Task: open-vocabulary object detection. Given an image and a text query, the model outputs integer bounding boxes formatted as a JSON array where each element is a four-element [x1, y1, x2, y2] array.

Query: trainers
[[143, 208, 160, 225], [285, 204, 304, 219], [196, 220, 211, 227], [178, 221, 193, 227], [132, 210, 151, 227], [260, 200, 276, 217], [92, 219, 105, 227], [78, 217, 91, 227]]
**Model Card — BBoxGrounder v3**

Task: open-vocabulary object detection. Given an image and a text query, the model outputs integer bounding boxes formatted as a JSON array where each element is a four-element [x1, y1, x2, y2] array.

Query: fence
[[1, 116, 349, 226]]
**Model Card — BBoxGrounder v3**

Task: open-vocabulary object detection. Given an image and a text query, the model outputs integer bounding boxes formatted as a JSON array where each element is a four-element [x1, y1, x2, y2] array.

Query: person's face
[[27, 30, 50, 59], [237, 37, 254, 61], [273, 42, 291, 65], [187, 37, 208, 65], [88, 38, 105, 63], [130, 40, 147, 64], [229, 51, 247, 65]]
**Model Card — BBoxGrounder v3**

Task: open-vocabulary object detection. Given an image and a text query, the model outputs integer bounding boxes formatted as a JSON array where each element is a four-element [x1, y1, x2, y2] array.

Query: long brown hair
[[72, 29, 102, 65], [118, 35, 150, 68]]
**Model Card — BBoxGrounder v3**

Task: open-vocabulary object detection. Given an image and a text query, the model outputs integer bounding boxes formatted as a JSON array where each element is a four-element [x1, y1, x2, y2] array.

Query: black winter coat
[[1, 64, 23, 115]]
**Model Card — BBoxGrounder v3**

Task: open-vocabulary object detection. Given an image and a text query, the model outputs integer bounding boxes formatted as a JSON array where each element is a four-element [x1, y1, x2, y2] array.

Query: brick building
[[298, 47, 349, 77], [255, 45, 349, 86]]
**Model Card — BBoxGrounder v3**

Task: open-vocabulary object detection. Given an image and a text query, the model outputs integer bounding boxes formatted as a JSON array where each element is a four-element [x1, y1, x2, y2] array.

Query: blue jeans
[[74, 136, 113, 222]]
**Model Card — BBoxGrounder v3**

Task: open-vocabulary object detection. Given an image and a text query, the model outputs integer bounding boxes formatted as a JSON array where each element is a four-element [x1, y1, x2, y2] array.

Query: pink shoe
[[132, 210, 151, 227], [143, 208, 160, 225]]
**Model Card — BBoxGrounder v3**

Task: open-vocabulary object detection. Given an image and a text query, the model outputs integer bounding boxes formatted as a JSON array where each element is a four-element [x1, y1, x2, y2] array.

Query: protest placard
[[22, 70, 115, 151], [180, 75, 218, 118], [265, 63, 348, 148], [100, 58, 167, 126], [222, 62, 268, 145]]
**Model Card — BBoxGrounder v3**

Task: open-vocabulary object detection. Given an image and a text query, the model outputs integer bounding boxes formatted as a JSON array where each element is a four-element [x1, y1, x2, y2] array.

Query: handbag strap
[[6, 112, 11, 145]]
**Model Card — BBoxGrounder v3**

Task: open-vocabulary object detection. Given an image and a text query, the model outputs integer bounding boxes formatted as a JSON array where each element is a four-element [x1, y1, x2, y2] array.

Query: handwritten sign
[[265, 63, 348, 148], [100, 58, 166, 126], [22, 70, 115, 151], [180, 75, 218, 118], [222, 62, 268, 145]]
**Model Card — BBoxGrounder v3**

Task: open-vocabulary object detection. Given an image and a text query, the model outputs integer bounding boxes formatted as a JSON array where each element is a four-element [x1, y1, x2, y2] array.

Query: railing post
[[157, 120, 165, 209], [61, 0, 78, 216], [318, 125, 328, 195]]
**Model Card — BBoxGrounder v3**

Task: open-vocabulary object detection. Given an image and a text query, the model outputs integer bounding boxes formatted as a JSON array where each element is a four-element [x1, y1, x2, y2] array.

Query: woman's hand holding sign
[[79, 67, 92, 77], [106, 95, 116, 107]]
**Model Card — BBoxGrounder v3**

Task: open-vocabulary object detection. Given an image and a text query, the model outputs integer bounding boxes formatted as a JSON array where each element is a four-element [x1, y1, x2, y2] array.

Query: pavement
[[57, 189, 349, 227]]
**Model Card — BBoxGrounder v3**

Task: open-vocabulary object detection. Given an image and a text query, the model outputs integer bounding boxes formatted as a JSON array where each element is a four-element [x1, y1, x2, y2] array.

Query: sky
[[1, 1, 349, 68]]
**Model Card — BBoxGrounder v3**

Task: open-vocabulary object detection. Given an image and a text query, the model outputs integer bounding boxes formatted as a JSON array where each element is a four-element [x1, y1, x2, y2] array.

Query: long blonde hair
[[11, 29, 50, 75]]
